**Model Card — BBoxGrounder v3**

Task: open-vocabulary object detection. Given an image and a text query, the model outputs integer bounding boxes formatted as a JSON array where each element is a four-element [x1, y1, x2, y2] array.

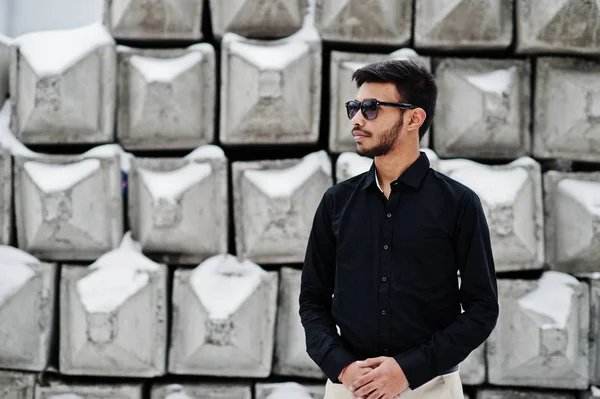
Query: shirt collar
[[361, 151, 431, 191]]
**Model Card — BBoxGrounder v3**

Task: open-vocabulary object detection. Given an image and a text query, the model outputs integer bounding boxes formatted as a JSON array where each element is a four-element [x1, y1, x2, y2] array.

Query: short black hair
[[351, 59, 437, 140]]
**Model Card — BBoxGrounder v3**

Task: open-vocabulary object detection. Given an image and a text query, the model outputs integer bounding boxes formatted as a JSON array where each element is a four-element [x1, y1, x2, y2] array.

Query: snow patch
[[184, 144, 225, 161], [263, 383, 313, 399], [47, 395, 83, 399], [162, 385, 189, 399], [591, 386, 600, 396], [557, 179, 600, 215], [138, 163, 212, 204], [229, 38, 310, 70], [130, 52, 203, 82], [0, 100, 39, 157], [0, 245, 40, 265], [82, 144, 133, 173], [336, 152, 372, 179], [0, 262, 35, 306], [24, 159, 100, 193], [465, 66, 516, 95]]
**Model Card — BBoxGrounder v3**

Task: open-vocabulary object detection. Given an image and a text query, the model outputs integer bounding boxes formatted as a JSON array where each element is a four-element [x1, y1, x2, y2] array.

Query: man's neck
[[374, 145, 420, 197]]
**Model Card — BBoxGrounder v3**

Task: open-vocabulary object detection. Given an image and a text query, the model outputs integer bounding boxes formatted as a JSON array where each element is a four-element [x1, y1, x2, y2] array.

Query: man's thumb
[[357, 357, 385, 368]]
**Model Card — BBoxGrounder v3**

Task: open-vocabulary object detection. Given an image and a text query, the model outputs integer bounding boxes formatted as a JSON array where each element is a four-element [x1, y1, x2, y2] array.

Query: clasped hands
[[339, 356, 409, 399]]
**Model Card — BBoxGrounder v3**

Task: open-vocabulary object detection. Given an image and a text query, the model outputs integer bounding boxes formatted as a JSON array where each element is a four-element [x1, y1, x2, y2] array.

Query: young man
[[299, 60, 499, 399]]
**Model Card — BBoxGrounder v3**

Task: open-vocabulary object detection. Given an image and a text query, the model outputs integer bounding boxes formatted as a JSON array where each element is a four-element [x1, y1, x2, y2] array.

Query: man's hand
[[339, 361, 374, 390], [349, 357, 409, 399]]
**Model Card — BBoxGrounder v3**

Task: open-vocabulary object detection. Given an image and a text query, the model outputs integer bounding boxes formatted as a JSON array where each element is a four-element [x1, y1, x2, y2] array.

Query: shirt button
[[383, 245, 389, 250], [387, 213, 392, 218], [381, 276, 387, 282], [381, 310, 387, 316]]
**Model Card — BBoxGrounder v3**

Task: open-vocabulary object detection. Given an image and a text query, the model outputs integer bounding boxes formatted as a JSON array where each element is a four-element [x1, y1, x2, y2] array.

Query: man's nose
[[350, 110, 365, 126]]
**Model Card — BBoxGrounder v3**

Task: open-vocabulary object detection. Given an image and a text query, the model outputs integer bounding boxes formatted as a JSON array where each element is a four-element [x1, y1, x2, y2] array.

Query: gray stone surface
[[533, 57, 600, 163], [232, 151, 332, 263], [415, 0, 513, 50], [13, 153, 123, 261], [104, 0, 203, 40], [460, 343, 485, 385], [592, 279, 600, 386], [516, 0, 600, 54], [128, 146, 228, 265], [255, 382, 325, 399], [0, 34, 10, 103], [34, 383, 142, 399], [477, 388, 576, 399], [0, 371, 35, 399], [434, 58, 531, 159], [487, 273, 589, 389], [0, 148, 11, 245], [315, 0, 412, 45], [151, 383, 252, 399], [220, 30, 321, 145], [117, 44, 215, 150]]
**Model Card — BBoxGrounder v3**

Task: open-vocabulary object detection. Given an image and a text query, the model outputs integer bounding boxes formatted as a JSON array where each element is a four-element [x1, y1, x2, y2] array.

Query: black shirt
[[299, 151, 499, 389]]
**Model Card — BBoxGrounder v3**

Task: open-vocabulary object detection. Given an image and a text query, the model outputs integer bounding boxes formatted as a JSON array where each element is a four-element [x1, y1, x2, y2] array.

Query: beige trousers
[[324, 369, 463, 399]]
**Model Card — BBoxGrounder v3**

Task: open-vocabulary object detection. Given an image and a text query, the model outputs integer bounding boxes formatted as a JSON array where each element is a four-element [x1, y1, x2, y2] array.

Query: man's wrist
[[338, 361, 353, 380]]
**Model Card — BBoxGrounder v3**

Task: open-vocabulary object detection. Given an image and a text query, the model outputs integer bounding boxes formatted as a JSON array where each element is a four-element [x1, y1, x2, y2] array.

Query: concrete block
[[128, 145, 228, 264], [414, 0, 512, 50], [274, 267, 324, 378], [0, 148, 11, 245], [10, 24, 116, 144], [255, 382, 325, 399], [209, 0, 306, 39], [580, 387, 600, 399], [533, 57, 600, 163], [59, 234, 168, 377], [232, 151, 332, 263], [477, 388, 576, 399], [13, 152, 123, 261], [315, 0, 412, 45], [104, 0, 203, 40], [0, 247, 57, 372], [329, 49, 431, 153], [0, 34, 10, 102], [592, 279, 600, 386], [116, 44, 215, 150], [487, 272, 589, 389], [220, 30, 321, 145], [169, 254, 278, 377], [34, 382, 142, 399], [439, 157, 544, 272], [543, 171, 600, 274], [460, 343, 485, 385], [151, 383, 252, 399], [0, 369, 35, 398], [516, 0, 600, 55], [434, 58, 531, 159]]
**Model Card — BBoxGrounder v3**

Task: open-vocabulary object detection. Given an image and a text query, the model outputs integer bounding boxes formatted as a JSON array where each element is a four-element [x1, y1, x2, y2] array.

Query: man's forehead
[[355, 82, 399, 101]]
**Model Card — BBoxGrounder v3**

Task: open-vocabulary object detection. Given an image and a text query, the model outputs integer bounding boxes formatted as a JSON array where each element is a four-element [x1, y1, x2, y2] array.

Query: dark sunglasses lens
[[346, 101, 360, 119], [362, 100, 378, 120]]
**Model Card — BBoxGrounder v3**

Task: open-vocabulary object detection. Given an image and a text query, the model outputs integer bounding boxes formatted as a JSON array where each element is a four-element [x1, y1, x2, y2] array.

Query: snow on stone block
[[220, 31, 321, 144], [543, 171, 600, 274], [59, 233, 167, 377], [476, 388, 576, 399], [414, 0, 512, 50], [34, 383, 142, 399], [10, 23, 116, 144], [13, 152, 123, 261], [329, 49, 431, 152], [274, 267, 324, 378], [169, 254, 278, 377], [592, 279, 600, 386], [434, 58, 530, 159], [315, 0, 412, 45], [232, 151, 332, 263], [439, 157, 544, 272], [116, 44, 215, 150], [0, 371, 35, 398], [0, 148, 11, 245], [533, 58, 600, 163], [582, 386, 600, 399], [150, 383, 252, 399], [486, 273, 589, 389], [104, 0, 203, 40], [460, 342, 485, 385], [0, 34, 10, 104], [128, 145, 228, 264], [255, 382, 325, 399]]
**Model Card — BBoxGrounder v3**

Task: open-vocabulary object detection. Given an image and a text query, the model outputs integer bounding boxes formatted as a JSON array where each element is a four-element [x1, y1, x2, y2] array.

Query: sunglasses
[[345, 99, 418, 120]]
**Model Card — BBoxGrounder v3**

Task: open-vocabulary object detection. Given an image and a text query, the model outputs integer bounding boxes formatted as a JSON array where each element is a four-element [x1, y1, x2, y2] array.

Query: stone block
[[0, 369, 35, 398], [0, 34, 10, 103], [0, 247, 57, 372], [329, 49, 431, 153], [439, 157, 544, 272], [116, 44, 215, 150], [59, 234, 168, 377], [274, 267, 324, 378], [460, 343, 485, 385], [10, 24, 116, 144], [209, 0, 307, 39], [434, 58, 531, 159], [169, 254, 278, 377], [0, 148, 11, 245], [220, 29, 321, 145], [128, 145, 228, 264], [516, 0, 600, 55], [414, 0, 512, 50], [477, 388, 576, 399], [315, 0, 412, 45], [581, 386, 600, 399], [151, 383, 252, 399], [13, 152, 123, 261], [543, 171, 600, 274], [592, 279, 600, 386], [487, 272, 589, 389], [34, 382, 142, 399], [232, 151, 332, 263], [255, 382, 325, 399], [533, 57, 600, 163], [104, 0, 203, 40]]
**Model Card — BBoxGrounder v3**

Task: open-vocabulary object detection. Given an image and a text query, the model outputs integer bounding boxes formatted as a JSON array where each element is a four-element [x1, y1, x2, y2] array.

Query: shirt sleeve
[[299, 191, 357, 383], [393, 190, 499, 389]]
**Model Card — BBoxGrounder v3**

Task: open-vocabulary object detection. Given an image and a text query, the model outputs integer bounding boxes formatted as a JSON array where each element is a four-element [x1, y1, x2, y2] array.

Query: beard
[[354, 117, 404, 158]]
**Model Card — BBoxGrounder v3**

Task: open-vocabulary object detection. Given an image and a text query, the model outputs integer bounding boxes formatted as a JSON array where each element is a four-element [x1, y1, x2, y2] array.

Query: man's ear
[[407, 108, 426, 132]]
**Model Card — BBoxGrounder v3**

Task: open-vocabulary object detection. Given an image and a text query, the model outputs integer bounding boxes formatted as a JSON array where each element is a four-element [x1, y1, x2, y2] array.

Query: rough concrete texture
[[440, 157, 544, 272], [0, 367, 36, 399], [274, 267, 325, 378], [415, 0, 513, 50], [151, 383, 252, 399], [315, 0, 412, 45], [104, 0, 203, 40], [592, 279, 600, 386], [487, 274, 589, 389], [533, 57, 600, 163], [13, 154, 123, 261], [516, 0, 600, 54], [232, 151, 333, 263], [117, 44, 215, 150], [543, 171, 600, 274], [329, 49, 431, 153], [10, 24, 116, 144], [0, 149, 11, 245], [34, 382, 142, 399], [255, 382, 325, 399], [220, 30, 321, 145], [460, 343, 486, 385], [169, 255, 278, 377], [477, 388, 576, 399], [434, 58, 531, 159], [128, 147, 228, 265], [209, 0, 307, 39], [0, 35, 10, 103]]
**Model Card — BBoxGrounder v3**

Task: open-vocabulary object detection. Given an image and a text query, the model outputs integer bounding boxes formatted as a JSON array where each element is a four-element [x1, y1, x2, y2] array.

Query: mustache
[[352, 128, 372, 137]]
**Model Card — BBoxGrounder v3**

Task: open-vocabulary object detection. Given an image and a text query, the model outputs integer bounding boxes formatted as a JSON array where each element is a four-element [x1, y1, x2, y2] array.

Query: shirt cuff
[[321, 346, 356, 383], [393, 347, 432, 390]]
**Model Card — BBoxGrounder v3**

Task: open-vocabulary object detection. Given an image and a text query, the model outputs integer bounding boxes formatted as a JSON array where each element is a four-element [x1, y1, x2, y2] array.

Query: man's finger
[[353, 380, 377, 398], [357, 356, 386, 368], [350, 368, 377, 391]]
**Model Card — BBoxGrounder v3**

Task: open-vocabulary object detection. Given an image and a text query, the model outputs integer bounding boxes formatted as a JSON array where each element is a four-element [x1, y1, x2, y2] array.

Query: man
[[299, 59, 499, 399]]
